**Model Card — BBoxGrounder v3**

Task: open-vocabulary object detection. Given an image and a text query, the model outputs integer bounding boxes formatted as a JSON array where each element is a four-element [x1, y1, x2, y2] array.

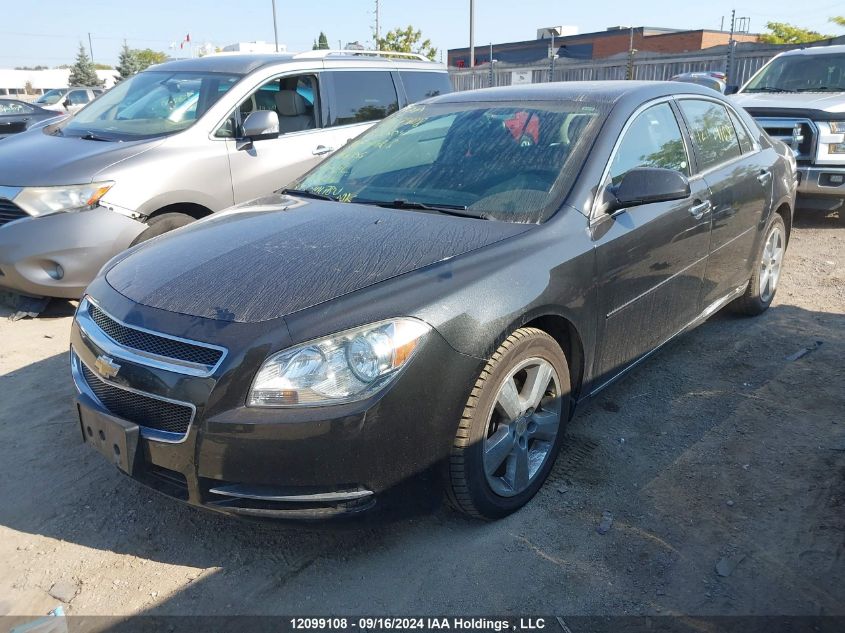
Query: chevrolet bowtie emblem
[[94, 355, 121, 380]]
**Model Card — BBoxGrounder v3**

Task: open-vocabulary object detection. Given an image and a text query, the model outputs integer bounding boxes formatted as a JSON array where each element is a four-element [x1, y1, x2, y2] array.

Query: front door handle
[[757, 170, 772, 185], [312, 145, 334, 156], [689, 200, 712, 219]]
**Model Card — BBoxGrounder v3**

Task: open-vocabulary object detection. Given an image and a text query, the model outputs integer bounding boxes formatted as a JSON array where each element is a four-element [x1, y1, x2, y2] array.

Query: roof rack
[[292, 49, 431, 62]]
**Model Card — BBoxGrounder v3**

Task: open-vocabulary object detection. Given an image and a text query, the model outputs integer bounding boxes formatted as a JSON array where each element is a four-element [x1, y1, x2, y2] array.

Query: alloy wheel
[[759, 224, 784, 304]]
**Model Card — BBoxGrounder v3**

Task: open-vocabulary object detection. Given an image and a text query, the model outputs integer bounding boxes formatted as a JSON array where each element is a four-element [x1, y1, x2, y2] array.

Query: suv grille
[[80, 361, 194, 436], [87, 302, 224, 368], [0, 199, 27, 227], [755, 117, 815, 162]]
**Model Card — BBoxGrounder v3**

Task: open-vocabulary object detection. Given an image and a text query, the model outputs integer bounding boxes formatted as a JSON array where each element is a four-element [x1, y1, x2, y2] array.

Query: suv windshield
[[744, 53, 845, 93], [294, 100, 608, 223], [61, 71, 241, 140]]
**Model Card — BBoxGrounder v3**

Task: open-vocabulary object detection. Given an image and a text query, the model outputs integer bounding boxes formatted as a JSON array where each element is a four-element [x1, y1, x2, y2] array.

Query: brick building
[[448, 26, 759, 67]]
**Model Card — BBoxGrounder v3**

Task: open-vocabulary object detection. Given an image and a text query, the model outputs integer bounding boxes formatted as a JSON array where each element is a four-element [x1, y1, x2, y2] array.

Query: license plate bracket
[[77, 401, 140, 475]]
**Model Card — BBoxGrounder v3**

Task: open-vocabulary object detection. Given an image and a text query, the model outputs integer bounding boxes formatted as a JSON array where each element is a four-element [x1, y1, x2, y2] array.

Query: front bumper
[[796, 165, 845, 209], [0, 206, 145, 299], [69, 281, 481, 519]]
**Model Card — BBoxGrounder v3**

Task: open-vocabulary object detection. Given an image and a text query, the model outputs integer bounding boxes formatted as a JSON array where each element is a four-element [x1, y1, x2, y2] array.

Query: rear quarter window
[[327, 71, 399, 127], [398, 71, 452, 104]]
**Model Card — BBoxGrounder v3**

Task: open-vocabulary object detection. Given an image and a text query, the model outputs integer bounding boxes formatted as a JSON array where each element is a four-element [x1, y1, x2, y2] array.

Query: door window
[[67, 90, 90, 105], [678, 100, 741, 171], [0, 101, 33, 115], [608, 102, 689, 185], [217, 74, 318, 138], [727, 108, 756, 154], [327, 71, 398, 127]]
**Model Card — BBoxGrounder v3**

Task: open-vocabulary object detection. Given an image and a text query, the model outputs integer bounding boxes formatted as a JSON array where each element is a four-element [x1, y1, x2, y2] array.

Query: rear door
[[0, 100, 33, 136], [591, 99, 712, 388], [676, 98, 770, 306]]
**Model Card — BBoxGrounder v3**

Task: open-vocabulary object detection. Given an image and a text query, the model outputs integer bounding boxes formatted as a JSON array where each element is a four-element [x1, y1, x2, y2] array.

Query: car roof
[[778, 44, 845, 57], [148, 52, 446, 75], [430, 80, 720, 104]]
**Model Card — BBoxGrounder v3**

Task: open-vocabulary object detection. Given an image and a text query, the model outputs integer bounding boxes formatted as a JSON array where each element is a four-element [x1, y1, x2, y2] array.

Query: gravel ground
[[0, 208, 842, 621]]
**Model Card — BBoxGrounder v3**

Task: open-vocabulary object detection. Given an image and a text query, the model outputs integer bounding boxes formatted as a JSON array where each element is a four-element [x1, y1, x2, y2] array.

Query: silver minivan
[[0, 51, 450, 299]]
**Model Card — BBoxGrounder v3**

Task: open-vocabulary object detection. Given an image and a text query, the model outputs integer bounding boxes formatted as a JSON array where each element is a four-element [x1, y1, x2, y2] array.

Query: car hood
[[105, 195, 534, 323], [731, 91, 845, 115], [0, 128, 162, 186]]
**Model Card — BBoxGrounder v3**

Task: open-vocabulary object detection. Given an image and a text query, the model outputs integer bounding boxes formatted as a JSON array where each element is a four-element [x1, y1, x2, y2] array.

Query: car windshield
[[61, 70, 241, 140], [293, 100, 608, 223], [744, 53, 845, 93], [36, 89, 64, 105]]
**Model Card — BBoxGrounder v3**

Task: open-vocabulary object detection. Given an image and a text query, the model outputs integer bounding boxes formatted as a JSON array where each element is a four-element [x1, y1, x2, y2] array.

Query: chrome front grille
[[0, 199, 27, 227], [77, 297, 226, 376], [755, 117, 816, 162], [77, 356, 194, 437]]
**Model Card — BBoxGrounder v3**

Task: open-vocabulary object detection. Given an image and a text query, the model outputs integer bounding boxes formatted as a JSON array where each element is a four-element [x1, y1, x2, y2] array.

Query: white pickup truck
[[730, 45, 845, 213]]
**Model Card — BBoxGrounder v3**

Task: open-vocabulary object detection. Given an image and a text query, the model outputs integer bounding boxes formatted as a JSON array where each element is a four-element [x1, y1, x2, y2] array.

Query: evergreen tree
[[68, 43, 102, 87], [314, 32, 330, 50], [115, 41, 141, 82]]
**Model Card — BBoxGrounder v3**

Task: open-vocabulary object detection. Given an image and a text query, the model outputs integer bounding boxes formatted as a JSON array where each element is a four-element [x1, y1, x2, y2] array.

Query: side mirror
[[607, 167, 691, 213], [238, 110, 279, 149], [724, 85, 739, 95], [62, 99, 71, 109]]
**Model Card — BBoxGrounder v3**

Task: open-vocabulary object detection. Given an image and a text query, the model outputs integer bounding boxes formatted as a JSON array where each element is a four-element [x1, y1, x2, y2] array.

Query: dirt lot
[[0, 210, 842, 622]]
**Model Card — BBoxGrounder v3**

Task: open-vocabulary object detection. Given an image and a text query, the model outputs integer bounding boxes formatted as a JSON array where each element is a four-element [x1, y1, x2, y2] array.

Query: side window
[[328, 71, 398, 127], [728, 108, 756, 154], [398, 71, 451, 104], [0, 101, 33, 114], [678, 100, 741, 171], [216, 74, 318, 138], [608, 102, 689, 185], [67, 90, 90, 105]]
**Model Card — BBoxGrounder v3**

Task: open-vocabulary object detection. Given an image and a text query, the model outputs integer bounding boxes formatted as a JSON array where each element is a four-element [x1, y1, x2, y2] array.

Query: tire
[[729, 213, 787, 316], [446, 327, 571, 519], [129, 212, 196, 247]]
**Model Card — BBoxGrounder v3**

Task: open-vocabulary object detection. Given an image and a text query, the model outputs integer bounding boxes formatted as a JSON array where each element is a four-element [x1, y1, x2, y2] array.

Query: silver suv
[[731, 45, 845, 212], [0, 51, 450, 300]]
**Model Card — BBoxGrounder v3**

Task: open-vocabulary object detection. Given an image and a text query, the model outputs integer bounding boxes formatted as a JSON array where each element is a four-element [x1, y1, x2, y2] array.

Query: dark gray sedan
[[0, 99, 61, 139], [70, 82, 796, 520]]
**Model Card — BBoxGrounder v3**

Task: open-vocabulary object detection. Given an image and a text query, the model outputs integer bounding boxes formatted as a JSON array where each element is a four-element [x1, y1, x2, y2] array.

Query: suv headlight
[[248, 318, 431, 407], [15, 182, 114, 217], [829, 121, 845, 134]]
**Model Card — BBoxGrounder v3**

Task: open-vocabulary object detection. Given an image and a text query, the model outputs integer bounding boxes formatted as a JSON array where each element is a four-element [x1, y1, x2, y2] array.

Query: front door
[[591, 100, 712, 388]]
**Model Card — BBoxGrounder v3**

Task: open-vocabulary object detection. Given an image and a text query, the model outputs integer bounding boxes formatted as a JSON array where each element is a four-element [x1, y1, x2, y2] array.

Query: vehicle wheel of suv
[[129, 212, 195, 246], [446, 327, 570, 519], [729, 213, 786, 316]]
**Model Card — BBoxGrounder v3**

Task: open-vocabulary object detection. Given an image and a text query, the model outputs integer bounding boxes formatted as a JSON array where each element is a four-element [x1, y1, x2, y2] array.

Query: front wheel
[[729, 213, 786, 316], [446, 327, 571, 519], [129, 212, 195, 247]]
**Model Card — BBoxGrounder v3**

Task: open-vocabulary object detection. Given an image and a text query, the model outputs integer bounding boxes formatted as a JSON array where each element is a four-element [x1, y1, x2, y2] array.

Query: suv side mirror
[[238, 110, 280, 150], [62, 99, 71, 109], [724, 85, 739, 95], [607, 167, 691, 213]]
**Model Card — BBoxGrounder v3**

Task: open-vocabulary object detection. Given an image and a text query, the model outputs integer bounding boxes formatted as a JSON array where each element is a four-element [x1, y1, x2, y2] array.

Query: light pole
[[469, 0, 475, 70], [271, 0, 280, 52]]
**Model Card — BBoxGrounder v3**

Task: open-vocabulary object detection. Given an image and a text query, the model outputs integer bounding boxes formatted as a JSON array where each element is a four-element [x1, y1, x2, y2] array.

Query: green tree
[[830, 16, 845, 27], [68, 43, 103, 87], [376, 25, 437, 61], [312, 32, 330, 50], [760, 22, 831, 44], [115, 41, 142, 81], [134, 48, 168, 71]]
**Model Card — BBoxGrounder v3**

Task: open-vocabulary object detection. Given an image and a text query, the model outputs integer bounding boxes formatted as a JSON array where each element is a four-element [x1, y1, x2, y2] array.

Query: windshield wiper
[[360, 198, 492, 220], [279, 187, 337, 201], [746, 87, 789, 93], [795, 86, 843, 92], [79, 131, 112, 142]]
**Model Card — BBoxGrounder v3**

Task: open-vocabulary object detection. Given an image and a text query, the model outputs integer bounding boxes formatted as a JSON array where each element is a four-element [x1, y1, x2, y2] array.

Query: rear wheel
[[729, 213, 786, 316], [129, 212, 195, 246], [446, 327, 570, 519]]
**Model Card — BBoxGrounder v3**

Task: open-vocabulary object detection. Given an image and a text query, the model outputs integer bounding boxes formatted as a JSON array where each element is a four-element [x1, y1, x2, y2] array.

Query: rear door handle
[[312, 145, 334, 156], [757, 170, 772, 185], [689, 200, 712, 219]]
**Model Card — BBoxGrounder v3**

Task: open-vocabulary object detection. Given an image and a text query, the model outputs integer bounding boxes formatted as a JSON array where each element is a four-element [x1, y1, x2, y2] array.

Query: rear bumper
[[0, 207, 145, 299], [796, 165, 845, 208]]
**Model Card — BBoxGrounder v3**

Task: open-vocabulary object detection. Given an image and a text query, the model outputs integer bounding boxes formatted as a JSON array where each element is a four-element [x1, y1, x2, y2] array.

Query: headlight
[[830, 143, 845, 154], [248, 318, 431, 407], [15, 182, 114, 217], [830, 121, 845, 134]]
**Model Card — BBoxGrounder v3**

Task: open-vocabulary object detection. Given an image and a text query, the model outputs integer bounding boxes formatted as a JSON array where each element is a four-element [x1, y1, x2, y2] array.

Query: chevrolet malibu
[[70, 82, 795, 520]]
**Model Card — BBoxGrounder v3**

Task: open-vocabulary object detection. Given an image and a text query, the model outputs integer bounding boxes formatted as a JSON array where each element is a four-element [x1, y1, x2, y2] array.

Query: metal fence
[[447, 42, 826, 91]]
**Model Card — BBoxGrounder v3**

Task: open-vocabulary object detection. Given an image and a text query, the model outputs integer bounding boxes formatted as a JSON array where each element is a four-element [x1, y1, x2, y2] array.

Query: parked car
[[0, 51, 451, 301], [0, 99, 63, 139], [35, 87, 104, 114], [69, 81, 796, 520], [730, 45, 845, 212], [670, 71, 726, 93]]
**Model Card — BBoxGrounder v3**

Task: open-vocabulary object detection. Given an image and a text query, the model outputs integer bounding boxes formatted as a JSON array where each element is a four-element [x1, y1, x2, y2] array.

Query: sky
[[2, 0, 844, 68]]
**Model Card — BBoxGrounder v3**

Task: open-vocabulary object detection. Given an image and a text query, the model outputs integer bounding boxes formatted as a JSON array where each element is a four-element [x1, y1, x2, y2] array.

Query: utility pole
[[488, 42, 494, 87], [548, 32, 556, 82], [726, 9, 736, 82], [626, 26, 636, 80], [88, 32, 94, 62], [271, 0, 279, 52], [469, 0, 475, 69], [374, 0, 381, 48]]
